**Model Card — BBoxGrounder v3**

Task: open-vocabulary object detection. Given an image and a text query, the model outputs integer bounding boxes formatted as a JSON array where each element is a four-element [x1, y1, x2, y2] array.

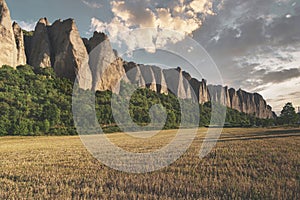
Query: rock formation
[[0, 0, 15, 67], [163, 67, 193, 99], [88, 36, 126, 92], [25, 17, 91, 82], [23, 34, 32, 62], [120, 63, 275, 118], [216, 87, 275, 119], [0, 0, 26, 67], [25, 17, 125, 91], [208, 85, 231, 107], [47, 19, 89, 80], [83, 31, 108, 53], [150, 65, 168, 94], [139, 64, 158, 92], [116, 61, 275, 119], [123, 62, 146, 88], [12, 22, 26, 65], [229, 88, 242, 112], [190, 78, 210, 104], [28, 18, 51, 68]]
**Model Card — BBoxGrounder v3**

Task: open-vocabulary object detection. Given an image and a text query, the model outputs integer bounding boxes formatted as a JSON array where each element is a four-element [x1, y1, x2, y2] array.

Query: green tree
[[41, 120, 51, 133], [279, 102, 299, 125]]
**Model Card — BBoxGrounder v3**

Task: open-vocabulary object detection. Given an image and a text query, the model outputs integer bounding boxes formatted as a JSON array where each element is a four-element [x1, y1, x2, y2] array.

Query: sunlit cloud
[[89, 0, 216, 53]]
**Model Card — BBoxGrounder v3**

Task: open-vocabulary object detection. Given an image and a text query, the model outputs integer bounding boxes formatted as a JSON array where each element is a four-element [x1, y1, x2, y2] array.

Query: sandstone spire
[[12, 22, 27, 65], [0, 0, 17, 67], [47, 19, 90, 80], [29, 18, 52, 68]]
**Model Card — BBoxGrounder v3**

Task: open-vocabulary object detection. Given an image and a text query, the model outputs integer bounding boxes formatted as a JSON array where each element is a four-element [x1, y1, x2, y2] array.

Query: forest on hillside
[[0, 65, 279, 136]]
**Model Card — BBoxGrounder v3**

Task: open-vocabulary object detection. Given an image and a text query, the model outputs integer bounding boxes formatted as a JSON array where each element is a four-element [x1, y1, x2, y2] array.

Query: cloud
[[189, 0, 215, 15], [90, 17, 186, 54], [262, 68, 300, 84], [268, 14, 300, 46], [111, 1, 156, 28], [108, 0, 215, 33], [81, 0, 103, 9], [90, 0, 216, 53], [260, 76, 300, 113], [13, 20, 36, 31], [282, 91, 300, 98], [193, 0, 300, 84]]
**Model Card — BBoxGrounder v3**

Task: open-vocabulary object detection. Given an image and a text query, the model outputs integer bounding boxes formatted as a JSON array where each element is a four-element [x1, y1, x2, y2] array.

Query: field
[[0, 128, 299, 199]]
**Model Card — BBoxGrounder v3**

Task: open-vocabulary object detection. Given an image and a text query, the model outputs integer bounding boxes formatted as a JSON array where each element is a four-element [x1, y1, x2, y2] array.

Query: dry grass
[[0, 128, 299, 199]]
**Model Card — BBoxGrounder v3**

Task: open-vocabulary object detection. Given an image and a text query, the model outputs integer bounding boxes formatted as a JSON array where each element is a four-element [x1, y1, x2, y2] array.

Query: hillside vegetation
[[0, 65, 275, 136]]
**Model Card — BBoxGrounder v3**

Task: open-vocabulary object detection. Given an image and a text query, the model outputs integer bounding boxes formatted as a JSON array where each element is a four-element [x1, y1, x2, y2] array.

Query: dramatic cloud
[[262, 68, 300, 84], [81, 0, 102, 9], [90, 0, 217, 53]]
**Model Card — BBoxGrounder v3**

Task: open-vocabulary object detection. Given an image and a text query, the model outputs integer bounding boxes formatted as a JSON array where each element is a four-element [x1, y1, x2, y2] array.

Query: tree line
[[0, 65, 298, 136]]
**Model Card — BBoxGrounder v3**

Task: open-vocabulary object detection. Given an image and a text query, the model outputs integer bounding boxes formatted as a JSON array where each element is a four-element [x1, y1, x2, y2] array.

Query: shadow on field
[[219, 129, 300, 142]]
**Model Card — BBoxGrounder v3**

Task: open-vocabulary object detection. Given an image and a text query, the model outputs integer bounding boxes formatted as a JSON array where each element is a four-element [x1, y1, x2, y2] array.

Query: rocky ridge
[[122, 63, 275, 119]]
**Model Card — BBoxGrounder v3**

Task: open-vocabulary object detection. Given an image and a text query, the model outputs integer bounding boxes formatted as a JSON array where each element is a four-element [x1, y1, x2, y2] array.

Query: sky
[[6, 0, 300, 113]]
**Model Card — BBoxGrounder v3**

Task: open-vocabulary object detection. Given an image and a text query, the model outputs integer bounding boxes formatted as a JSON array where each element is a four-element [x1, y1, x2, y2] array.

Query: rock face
[[0, 0, 26, 67], [190, 78, 210, 104], [24, 34, 32, 62], [0, 0, 15, 67], [120, 63, 274, 118], [163, 67, 193, 99], [83, 31, 108, 53], [88, 36, 126, 92], [150, 65, 168, 94], [119, 61, 275, 118], [12, 22, 26, 65], [212, 87, 275, 119], [27, 18, 90, 81], [139, 65, 157, 92], [48, 19, 89, 80], [28, 18, 51, 68], [124, 62, 146, 89], [25, 17, 125, 91], [208, 85, 231, 107], [27, 19, 123, 91], [229, 88, 242, 112]]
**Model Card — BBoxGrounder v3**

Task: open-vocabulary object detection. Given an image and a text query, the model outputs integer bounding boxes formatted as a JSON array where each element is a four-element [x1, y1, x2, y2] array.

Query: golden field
[[0, 128, 299, 199]]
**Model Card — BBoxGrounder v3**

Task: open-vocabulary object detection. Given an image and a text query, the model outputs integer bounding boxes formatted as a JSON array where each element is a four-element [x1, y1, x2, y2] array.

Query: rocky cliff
[[123, 62, 169, 94], [28, 18, 51, 68], [49, 19, 89, 80], [0, 0, 26, 67], [0, 0, 275, 119], [83, 31, 108, 54], [27, 18, 90, 80], [12, 22, 26, 65], [88, 34, 126, 93], [120, 63, 275, 119], [211, 86, 275, 119], [163, 67, 193, 99]]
